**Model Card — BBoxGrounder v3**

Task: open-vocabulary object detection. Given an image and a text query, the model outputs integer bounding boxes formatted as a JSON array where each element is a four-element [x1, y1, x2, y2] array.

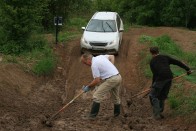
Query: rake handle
[[47, 91, 84, 122], [131, 89, 150, 98], [133, 72, 189, 98]]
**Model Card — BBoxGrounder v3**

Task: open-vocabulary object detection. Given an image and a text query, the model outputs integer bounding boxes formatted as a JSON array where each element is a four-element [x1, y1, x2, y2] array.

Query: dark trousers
[[149, 79, 172, 116]]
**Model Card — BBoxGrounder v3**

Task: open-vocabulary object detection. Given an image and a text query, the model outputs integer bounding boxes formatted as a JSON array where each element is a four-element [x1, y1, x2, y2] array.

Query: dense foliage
[[0, 0, 195, 55], [0, 0, 49, 54], [94, 0, 196, 28]]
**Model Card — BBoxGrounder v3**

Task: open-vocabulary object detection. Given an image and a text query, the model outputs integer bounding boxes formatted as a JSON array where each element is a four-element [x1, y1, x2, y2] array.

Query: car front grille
[[90, 42, 107, 46]]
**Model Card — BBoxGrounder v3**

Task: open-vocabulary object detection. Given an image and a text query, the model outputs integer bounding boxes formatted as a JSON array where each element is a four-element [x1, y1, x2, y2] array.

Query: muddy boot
[[152, 98, 162, 120], [159, 100, 165, 113], [159, 100, 165, 118], [149, 96, 153, 106], [83, 102, 100, 120], [114, 104, 120, 117]]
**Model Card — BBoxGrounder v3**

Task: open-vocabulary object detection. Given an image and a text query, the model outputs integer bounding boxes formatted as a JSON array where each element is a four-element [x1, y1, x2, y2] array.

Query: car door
[[117, 14, 123, 44]]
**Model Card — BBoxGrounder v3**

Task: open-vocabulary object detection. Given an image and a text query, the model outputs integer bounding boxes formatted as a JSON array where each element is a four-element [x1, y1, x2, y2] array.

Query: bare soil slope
[[0, 27, 196, 131]]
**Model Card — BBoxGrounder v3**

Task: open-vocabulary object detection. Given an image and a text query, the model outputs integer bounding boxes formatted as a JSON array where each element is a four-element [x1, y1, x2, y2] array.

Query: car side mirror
[[81, 27, 85, 30], [119, 29, 124, 32]]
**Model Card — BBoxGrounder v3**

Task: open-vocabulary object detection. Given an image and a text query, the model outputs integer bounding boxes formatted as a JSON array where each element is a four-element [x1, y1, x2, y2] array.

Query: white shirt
[[91, 55, 119, 80]]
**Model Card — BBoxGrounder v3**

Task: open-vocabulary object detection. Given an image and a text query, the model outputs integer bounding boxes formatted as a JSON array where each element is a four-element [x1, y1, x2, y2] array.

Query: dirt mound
[[0, 27, 195, 131], [0, 63, 35, 95]]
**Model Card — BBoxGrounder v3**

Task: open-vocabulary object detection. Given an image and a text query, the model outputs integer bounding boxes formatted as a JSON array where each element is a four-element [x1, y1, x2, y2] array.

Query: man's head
[[80, 52, 93, 66], [150, 46, 159, 56]]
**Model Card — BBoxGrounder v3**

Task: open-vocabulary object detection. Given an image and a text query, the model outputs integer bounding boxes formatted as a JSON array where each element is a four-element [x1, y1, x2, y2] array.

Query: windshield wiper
[[106, 22, 114, 32]]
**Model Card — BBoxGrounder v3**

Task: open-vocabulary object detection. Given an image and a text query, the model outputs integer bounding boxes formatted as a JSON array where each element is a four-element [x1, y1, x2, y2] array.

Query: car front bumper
[[80, 43, 119, 55]]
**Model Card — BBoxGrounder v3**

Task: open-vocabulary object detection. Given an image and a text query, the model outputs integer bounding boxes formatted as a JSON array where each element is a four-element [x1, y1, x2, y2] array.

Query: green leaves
[[0, 0, 49, 54], [93, 0, 195, 27]]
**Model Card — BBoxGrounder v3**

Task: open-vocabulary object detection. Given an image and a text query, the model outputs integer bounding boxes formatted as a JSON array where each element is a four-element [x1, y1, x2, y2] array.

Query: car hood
[[83, 31, 118, 42]]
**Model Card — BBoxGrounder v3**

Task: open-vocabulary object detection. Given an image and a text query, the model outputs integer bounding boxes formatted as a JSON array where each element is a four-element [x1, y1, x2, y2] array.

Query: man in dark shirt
[[149, 46, 192, 120]]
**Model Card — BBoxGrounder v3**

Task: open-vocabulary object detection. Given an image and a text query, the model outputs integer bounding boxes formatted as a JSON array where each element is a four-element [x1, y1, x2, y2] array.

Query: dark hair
[[150, 47, 159, 54]]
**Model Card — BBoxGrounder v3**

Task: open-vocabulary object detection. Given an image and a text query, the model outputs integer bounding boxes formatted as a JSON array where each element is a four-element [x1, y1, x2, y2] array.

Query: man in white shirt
[[81, 52, 122, 119]]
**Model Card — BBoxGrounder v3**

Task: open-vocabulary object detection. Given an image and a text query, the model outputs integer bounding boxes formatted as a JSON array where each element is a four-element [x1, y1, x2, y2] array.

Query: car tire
[[114, 51, 119, 56], [80, 50, 84, 54]]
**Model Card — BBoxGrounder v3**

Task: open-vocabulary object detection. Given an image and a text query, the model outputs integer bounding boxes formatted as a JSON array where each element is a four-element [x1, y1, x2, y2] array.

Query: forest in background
[[0, 0, 196, 54]]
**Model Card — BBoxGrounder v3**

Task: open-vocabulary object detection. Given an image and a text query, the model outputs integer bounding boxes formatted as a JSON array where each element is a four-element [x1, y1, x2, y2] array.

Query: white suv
[[80, 11, 124, 55]]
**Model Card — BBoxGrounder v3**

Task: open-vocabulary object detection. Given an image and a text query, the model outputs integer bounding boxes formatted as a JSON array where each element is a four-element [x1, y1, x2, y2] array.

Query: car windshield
[[86, 19, 117, 32]]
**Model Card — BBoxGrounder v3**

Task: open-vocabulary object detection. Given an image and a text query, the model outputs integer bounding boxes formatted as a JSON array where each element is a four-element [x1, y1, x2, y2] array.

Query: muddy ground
[[0, 27, 196, 131]]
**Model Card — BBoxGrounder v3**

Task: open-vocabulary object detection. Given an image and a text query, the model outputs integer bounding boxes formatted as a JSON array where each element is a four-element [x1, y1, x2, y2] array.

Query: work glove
[[82, 85, 90, 93], [187, 70, 192, 75]]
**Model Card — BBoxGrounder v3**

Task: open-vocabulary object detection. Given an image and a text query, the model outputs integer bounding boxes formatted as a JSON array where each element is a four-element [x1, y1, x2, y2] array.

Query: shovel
[[43, 91, 84, 127]]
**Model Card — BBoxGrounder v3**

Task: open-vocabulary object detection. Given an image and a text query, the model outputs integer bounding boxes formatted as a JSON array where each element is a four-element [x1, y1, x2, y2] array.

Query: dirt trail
[[0, 27, 196, 131]]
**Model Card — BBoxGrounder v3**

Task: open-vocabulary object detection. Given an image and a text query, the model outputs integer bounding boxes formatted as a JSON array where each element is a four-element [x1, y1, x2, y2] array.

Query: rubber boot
[[159, 100, 165, 118], [159, 100, 165, 113], [149, 96, 153, 106], [114, 104, 120, 117], [83, 102, 100, 120], [152, 98, 162, 120]]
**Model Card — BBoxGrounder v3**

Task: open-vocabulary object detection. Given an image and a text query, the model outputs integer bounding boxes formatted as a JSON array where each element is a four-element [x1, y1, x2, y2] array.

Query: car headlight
[[81, 37, 88, 44], [109, 39, 117, 45]]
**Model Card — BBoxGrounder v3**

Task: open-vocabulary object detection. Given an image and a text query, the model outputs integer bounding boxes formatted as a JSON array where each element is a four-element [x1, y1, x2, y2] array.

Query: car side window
[[117, 15, 121, 31]]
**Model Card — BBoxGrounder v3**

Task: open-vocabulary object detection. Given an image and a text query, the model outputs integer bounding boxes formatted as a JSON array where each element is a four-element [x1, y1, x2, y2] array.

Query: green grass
[[4, 55, 18, 63], [32, 56, 56, 76], [168, 83, 184, 109], [67, 17, 88, 29], [27, 45, 57, 76], [58, 17, 88, 43], [2, 43, 57, 76], [59, 31, 81, 43], [168, 83, 196, 122], [139, 34, 196, 121]]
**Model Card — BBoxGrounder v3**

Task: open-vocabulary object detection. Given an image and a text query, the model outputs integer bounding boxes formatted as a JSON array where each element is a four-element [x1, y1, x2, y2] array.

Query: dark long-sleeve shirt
[[150, 54, 190, 82]]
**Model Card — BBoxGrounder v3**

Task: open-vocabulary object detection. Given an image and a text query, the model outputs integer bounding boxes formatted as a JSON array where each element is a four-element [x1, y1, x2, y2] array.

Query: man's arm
[[87, 77, 101, 88], [167, 56, 190, 71]]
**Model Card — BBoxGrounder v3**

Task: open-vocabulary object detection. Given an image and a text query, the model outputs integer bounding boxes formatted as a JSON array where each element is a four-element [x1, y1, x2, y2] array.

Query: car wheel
[[114, 51, 119, 56], [80, 50, 84, 54]]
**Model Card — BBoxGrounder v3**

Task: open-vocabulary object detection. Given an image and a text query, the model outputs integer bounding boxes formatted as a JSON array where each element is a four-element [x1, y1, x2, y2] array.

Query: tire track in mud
[[116, 33, 148, 100], [60, 40, 93, 103], [116, 37, 132, 116], [57, 43, 79, 103], [114, 32, 152, 130], [119, 38, 130, 59]]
